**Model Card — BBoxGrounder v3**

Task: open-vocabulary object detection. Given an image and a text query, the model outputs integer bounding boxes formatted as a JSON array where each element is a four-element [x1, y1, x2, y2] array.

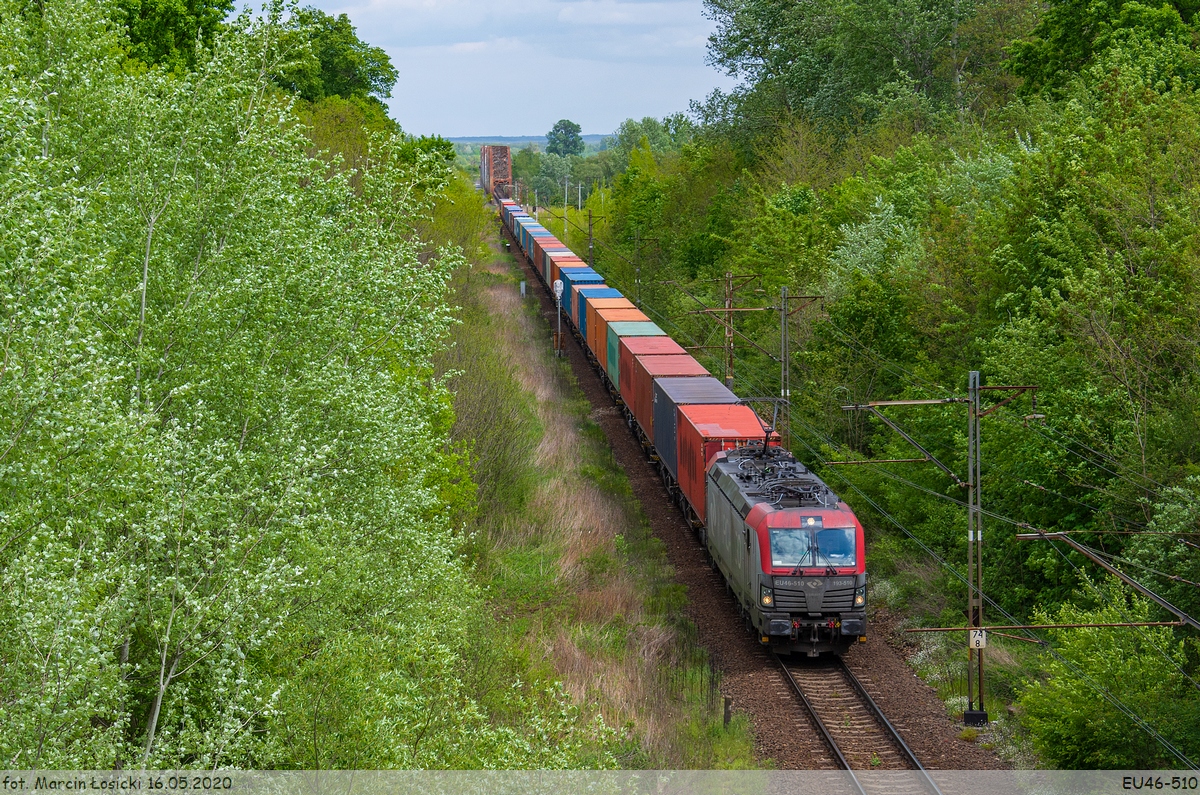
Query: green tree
[[546, 119, 584, 156], [512, 145, 541, 184], [1008, 0, 1198, 93], [0, 0, 612, 768], [534, 152, 570, 206], [703, 0, 1039, 129], [275, 7, 398, 105], [113, 0, 233, 70], [1019, 584, 1200, 767], [1125, 477, 1200, 621], [703, 0, 822, 111], [604, 115, 695, 171]]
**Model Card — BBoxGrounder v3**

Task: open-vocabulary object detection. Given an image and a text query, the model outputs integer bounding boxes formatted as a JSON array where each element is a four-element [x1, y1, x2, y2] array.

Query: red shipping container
[[532, 236, 562, 271], [621, 336, 687, 357], [585, 298, 635, 349], [593, 307, 650, 360], [625, 355, 709, 437], [677, 405, 778, 523]]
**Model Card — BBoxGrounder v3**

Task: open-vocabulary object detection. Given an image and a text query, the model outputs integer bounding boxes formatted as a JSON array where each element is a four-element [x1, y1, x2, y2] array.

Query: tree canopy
[[1007, 0, 1200, 93], [113, 0, 233, 70], [274, 7, 398, 105], [702, 0, 1035, 129], [0, 0, 612, 767], [547, 119, 584, 156], [574, 0, 1200, 766]]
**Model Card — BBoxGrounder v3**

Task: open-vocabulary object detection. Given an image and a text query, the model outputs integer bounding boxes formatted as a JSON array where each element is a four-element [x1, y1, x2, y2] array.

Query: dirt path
[[500, 231, 1007, 769], [476, 249, 720, 762]]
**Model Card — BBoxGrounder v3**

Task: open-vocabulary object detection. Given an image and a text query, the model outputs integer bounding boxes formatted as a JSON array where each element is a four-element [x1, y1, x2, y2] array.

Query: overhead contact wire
[[780, 419, 1198, 769], [512, 213, 1196, 767], [778, 410, 1200, 696]]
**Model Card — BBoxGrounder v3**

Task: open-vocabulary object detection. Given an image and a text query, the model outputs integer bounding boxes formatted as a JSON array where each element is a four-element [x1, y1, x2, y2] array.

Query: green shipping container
[[606, 321, 665, 385]]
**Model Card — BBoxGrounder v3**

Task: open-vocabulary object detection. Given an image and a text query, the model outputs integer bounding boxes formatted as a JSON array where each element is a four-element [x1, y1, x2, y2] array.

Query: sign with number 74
[[969, 629, 988, 649]]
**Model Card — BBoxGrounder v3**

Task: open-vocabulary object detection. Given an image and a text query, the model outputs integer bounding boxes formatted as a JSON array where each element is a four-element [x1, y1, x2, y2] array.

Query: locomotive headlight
[[760, 585, 774, 607], [854, 586, 866, 607]]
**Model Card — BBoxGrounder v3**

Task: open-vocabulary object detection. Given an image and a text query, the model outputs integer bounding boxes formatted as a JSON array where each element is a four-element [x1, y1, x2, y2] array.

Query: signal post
[[552, 279, 564, 356]]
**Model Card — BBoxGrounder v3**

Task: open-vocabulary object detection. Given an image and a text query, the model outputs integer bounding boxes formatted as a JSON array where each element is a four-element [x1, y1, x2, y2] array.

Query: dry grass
[[464, 243, 737, 767], [986, 644, 1016, 668], [548, 624, 680, 755], [575, 582, 642, 625]]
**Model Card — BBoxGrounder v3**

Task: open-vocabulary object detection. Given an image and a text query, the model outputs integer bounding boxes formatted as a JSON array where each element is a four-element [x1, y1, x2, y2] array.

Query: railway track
[[502, 222, 1001, 773], [776, 653, 943, 794]]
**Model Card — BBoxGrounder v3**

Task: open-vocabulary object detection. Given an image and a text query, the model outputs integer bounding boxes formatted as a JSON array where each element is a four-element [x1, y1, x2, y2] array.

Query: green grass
[[438, 239, 762, 769]]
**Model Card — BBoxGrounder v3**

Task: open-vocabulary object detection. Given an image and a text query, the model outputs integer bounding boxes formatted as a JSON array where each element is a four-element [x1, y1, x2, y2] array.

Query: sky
[[285, 0, 740, 137]]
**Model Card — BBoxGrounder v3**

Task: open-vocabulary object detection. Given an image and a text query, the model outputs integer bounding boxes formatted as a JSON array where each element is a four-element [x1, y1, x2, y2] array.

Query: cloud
[[555, 1, 684, 26], [277, 0, 737, 136], [447, 40, 488, 52]]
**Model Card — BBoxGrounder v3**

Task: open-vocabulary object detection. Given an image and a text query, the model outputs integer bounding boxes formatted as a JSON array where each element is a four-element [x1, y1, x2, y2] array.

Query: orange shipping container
[[583, 295, 638, 345], [592, 307, 650, 360], [625, 354, 709, 438], [677, 404, 778, 523], [542, 248, 574, 278], [574, 286, 623, 325]]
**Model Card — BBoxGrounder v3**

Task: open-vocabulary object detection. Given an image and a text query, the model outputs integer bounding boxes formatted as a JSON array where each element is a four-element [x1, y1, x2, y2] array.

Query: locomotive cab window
[[815, 528, 856, 566], [769, 529, 810, 567], [769, 526, 856, 569]]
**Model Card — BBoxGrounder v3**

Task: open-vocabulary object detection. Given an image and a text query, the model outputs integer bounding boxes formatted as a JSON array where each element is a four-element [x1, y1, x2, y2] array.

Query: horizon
[[445, 134, 611, 142]]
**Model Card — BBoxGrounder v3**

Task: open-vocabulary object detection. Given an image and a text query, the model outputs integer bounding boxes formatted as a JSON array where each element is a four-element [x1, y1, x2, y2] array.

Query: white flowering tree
[[0, 0, 611, 769]]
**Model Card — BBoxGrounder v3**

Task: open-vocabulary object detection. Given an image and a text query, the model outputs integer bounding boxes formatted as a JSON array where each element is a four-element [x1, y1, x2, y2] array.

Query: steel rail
[[775, 652, 946, 795], [506, 211, 943, 791], [835, 657, 945, 795], [773, 653, 867, 795]]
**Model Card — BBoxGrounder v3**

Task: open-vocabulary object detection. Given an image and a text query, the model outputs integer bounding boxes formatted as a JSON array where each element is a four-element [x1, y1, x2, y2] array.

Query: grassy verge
[[438, 231, 760, 768]]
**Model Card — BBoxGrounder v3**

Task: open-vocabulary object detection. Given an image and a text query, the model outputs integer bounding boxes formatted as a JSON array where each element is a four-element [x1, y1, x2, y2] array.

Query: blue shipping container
[[560, 269, 605, 305], [652, 377, 740, 478], [577, 287, 623, 325]]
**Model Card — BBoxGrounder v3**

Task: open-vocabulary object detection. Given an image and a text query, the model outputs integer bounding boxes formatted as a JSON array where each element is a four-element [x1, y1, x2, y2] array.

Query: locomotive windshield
[[769, 527, 857, 568]]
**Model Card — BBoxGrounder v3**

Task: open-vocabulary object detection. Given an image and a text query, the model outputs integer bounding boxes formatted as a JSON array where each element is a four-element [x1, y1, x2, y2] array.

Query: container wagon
[[485, 190, 868, 657]]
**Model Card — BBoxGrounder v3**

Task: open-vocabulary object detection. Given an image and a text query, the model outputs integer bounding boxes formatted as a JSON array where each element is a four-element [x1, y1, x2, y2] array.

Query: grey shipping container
[[653, 376, 739, 478]]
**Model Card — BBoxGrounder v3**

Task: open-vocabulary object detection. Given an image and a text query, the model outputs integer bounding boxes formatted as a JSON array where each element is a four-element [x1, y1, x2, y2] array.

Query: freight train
[[484, 156, 866, 656]]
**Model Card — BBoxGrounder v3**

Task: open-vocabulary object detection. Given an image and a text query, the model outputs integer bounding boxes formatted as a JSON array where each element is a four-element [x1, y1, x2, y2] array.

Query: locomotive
[[706, 444, 866, 656], [483, 149, 867, 656]]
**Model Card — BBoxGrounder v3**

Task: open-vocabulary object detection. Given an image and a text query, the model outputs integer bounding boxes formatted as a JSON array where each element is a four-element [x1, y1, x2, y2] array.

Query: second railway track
[[777, 653, 942, 794]]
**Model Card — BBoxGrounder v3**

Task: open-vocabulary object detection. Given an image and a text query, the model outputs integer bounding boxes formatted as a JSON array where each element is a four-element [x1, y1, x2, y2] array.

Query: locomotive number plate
[[773, 577, 854, 588]]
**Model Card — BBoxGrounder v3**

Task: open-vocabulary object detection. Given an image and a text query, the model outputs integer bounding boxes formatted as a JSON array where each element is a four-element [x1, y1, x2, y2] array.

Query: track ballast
[[497, 210, 1006, 773], [777, 653, 943, 793]]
